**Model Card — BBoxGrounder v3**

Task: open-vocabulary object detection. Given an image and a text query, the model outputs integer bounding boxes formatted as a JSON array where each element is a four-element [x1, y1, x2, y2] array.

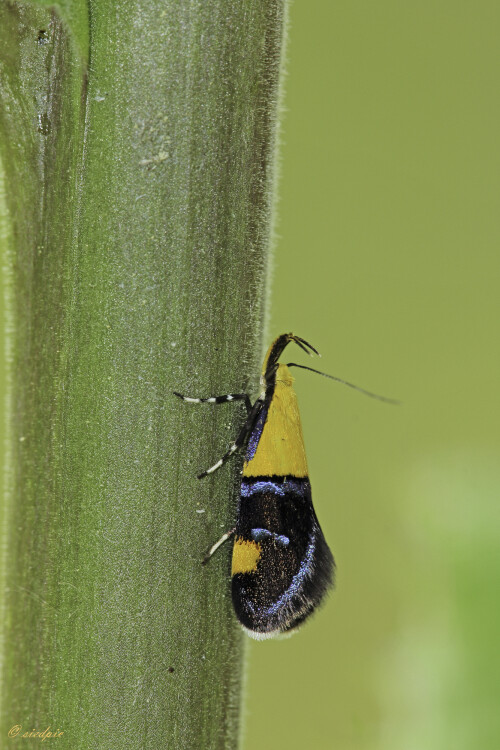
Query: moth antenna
[[286, 363, 400, 405]]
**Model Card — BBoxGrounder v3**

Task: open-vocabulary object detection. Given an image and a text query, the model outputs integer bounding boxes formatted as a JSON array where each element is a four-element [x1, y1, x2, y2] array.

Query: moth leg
[[173, 391, 252, 415], [196, 430, 247, 479], [201, 526, 236, 566], [197, 399, 263, 479]]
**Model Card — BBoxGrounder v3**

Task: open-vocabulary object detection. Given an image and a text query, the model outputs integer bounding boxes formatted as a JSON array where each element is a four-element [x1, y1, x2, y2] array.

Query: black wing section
[[232, 478, 335, 638]]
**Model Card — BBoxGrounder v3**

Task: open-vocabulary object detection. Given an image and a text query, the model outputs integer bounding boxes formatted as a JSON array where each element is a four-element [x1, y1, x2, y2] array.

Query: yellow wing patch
[[232, 537, 262, 575], [243, 364, 309, 478]]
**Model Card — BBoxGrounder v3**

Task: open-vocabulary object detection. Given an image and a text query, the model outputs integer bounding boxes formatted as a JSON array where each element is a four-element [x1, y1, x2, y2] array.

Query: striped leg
[[173, 391, 252, 414], [201, 527, 236, 566], [196, 398, 264, 479]]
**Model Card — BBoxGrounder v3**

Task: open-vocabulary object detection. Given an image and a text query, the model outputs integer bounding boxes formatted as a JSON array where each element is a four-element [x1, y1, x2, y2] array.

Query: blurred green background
[[244, 2, 500, 749]]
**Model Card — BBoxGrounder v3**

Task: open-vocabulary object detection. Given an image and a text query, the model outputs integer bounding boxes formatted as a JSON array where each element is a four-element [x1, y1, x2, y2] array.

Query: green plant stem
[[0, 1, 287, 747]]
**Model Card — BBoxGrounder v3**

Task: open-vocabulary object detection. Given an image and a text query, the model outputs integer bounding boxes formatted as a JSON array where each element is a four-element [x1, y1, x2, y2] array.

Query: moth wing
[[232, 483, 334, 639]]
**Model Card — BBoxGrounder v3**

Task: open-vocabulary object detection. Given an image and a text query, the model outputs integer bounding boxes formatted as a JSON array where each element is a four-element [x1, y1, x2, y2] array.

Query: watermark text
[[8, 725, 64, 741]]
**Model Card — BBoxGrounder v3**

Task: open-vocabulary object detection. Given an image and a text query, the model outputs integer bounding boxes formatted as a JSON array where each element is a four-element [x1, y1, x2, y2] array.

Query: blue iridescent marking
[[241, 481, 284, 497], [241, 479, 308, 498], [250, 528, 290, 547], [245, 403, 268, 461], [262, 531, 317, 616]]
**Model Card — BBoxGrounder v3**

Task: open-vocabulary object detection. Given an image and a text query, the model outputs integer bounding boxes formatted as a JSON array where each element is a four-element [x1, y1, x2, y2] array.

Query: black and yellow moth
[[175, 333, 397, 639]]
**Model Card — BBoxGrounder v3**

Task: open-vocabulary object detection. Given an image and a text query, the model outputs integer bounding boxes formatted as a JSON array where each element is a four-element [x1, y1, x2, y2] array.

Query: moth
[[175, 333, 397, 639]]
